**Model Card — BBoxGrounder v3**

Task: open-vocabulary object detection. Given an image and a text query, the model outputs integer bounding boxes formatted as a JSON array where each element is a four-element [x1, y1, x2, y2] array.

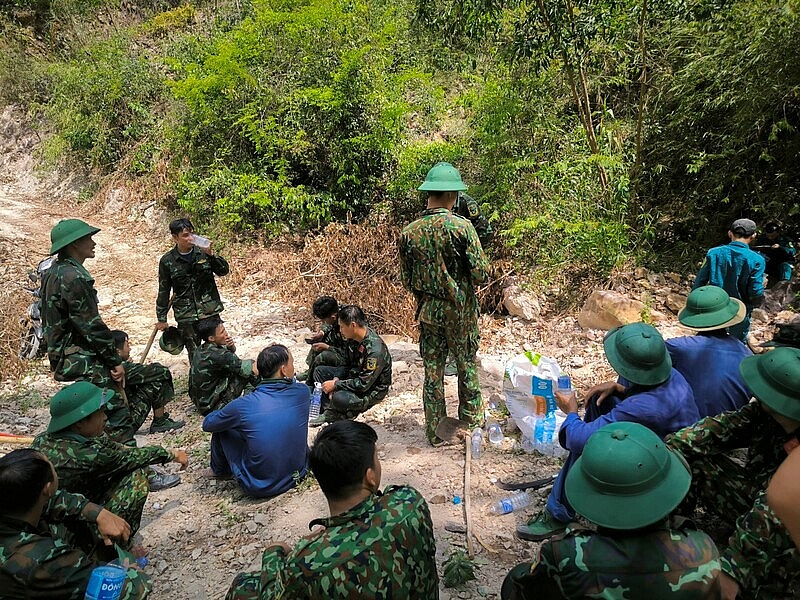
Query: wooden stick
[[0, 434, 34, 445], [140, 294, 174, 363], [464, 434, 474, 558]]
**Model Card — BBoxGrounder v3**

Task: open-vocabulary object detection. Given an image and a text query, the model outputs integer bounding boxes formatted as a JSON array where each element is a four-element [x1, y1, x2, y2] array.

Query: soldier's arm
[[44, 489, 102, 523], [210, 347, 254, 378], [156, 256, 172, 323], [260, 543, 291, 597], [335, 346, 388, 395], [92, 437, 174, 476], [21, 540, 98, 598], [62, 275, 121, 368], [464, 225, 490, 285], [666, 402, 760, 458], [747, 256, 766, 305], [208, 254, 230, 276]]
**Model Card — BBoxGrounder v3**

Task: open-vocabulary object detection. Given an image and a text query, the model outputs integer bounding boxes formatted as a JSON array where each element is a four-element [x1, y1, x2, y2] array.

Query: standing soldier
[[155, 218, 229, 361], [40, 219, 125, 390], [399, 162, 490, 446]]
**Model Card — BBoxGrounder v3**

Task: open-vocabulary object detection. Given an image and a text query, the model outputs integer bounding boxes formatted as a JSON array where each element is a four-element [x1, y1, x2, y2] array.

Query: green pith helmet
[[603, 322, 672, 386], [47, 381, 114, 433], [418, 162, 468, 192], [159, 326, 185, 355], [739, 347, 800, 420], [49, 219, 100, 255], [678, 285, 745, 331], [565, 422, 691, 530]]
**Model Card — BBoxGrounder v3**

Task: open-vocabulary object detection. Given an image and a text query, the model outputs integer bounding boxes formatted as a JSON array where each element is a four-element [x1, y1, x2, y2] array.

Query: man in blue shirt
[[202, 345, 310, 498], [667, 285, 752, 418], [693, 218, 766, 343], [516, 323, 699, 542]]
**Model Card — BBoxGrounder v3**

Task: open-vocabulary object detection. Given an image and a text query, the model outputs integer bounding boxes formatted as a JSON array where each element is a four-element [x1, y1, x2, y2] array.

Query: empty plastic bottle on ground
[[471, 428, 483, 459], [309, 383, 322, 421], [489, 491, 532, 515], [487, 421, 503, 445]]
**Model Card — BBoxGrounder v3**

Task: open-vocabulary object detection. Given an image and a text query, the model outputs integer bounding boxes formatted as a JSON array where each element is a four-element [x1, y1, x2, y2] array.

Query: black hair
[[765, 222, 780, 233], [198, 315, 223, 342], [169, 218, 194, 236], [110, 330, 128, 351], [0, 449, 54, 515], [257, 344, 290, 378], [312, 296, 339, 319], [338, 305, 366, 328], [309, 421, 378, 502]]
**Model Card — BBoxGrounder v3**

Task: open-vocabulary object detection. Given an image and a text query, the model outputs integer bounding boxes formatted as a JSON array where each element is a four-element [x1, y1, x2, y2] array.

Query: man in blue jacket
[[202, 345, 310, 498], [516, 323, 699, 542]]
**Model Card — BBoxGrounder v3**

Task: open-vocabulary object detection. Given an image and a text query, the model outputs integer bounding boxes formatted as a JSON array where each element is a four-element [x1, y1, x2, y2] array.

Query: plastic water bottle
[[308, 383, 322, 421], [521, 434, 535, 453], [84, 564, 126, 600], [487, 421, 503, 445], [192, 234, 211, 249], [557, 375, 573, 396], [489, 491, 532, 515], [470, 428, 483, 459]]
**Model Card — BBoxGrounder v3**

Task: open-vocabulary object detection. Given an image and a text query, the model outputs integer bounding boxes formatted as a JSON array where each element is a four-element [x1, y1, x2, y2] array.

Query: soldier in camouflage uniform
[[32, 382, 189, 545], [189, 316, 258, 415], [40, 219, 124, 391], [399, 162, 490, 445], [310, 305, 392, 426], [104, 330, 184, 442], [0, 448, 151, 599], [298, 295, 350, 384], [666, 347, 800, 599], [155, 218, 229, 361], [225, 421, 438, 599], [503, 422, 722, 600]]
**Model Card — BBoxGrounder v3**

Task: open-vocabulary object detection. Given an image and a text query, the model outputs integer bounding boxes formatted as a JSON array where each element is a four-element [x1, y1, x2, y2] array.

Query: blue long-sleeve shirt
[[666, 332, 752, 419], [693, 241, 765, 310], [202, 378, 310, 498]]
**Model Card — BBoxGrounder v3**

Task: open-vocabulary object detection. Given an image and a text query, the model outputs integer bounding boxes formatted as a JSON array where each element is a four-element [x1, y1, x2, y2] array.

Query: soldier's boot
[[150, 415, 185, 434], [515, 509, 567, 542], [148, 471, 182, 492], [309, 411, 332, 427]]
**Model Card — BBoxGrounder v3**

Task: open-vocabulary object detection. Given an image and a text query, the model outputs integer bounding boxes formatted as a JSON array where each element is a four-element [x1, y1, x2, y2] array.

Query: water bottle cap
[[557, 375, 571, 389]]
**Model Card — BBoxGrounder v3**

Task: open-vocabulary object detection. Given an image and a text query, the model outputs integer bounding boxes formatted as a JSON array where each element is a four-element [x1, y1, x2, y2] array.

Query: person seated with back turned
[[666, 286, 752, 418], [503, 422, 722, 599], [103, 330, 184, 443], [517, 322, 699, 542], [225, 420, 439, 599], [297, 295, 350, 384], [0, 448, 151, 599], [32, 382, 189, 555], [667, 347, 800, 600], [189, 315, 258, 416], [310, 305, 392, 426], [202, 344, 310, 498]]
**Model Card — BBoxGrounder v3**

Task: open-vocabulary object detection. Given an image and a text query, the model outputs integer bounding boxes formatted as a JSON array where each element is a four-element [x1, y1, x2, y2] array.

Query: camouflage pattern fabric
[[156, 246, 228, 325], [335, 327, 391, 400], [0, 489, 151, 599], [666, 401, 798, 597], [105, 361, 174, 443], [304, 322, 350, 384], [40, 257, 121, 383], [32, 431, 172, 535], [225, 485, 439, 599], [454, 192, 493, 248], [510, 521, 721, 599], [189, 342, 257, 415], [399, 208, 489, 442], [177, 321, 201, 362]]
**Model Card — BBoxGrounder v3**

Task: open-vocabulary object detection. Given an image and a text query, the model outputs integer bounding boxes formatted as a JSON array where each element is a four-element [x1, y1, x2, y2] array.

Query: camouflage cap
[[49, 219, 100, 255], [48, 381, 114, 433], [678, 285, 746, 331], [565, 422, 691, 529], [603, 323, 672, 386], [418, 162, 468, 192], [739, 347, 800, 421], [159, 326, 185, 355]]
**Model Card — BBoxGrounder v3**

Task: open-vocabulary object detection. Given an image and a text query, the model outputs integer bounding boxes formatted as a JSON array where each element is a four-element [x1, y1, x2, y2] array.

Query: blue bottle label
[[85, 565, 126, 600], [500, 499, 513, 514]]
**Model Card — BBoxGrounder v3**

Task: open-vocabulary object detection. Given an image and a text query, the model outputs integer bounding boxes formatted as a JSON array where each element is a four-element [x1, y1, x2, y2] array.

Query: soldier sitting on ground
[[32, 382, 189, 559], [503, 422, 722, 599], [225, 421, 438, 599], [189, 315, 258, 416], [297, 295, 350, 384], [755, 221, 795, 286], [310, 305, 392, 427], [103, 330, 184, 443], [0, 448, 151, 599]]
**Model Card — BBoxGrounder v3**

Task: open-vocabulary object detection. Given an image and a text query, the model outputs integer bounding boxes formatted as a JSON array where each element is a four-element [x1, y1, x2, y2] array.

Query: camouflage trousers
[[105, 362, 174, 443], [101, 468, 150, 536], [225, 571, 260, 600], [177, 320, 201, 362], [305, 347, 347, 388], [51, 350, 114, 388], [314, 366, 387, 419], [419, 320, 482, 443]]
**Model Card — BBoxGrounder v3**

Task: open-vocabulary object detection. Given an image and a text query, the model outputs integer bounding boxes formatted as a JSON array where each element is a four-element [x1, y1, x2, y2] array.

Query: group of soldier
[[1, 161, 800, 598]]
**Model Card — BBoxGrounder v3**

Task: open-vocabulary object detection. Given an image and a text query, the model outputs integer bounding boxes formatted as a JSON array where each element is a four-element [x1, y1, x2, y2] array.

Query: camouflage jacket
[[454, 192, 493, 248], [156, 246, 229, 324], [0, 490, 150, 599], [534, 520, 721, 599], [40, 257, 121, 377], [189, 341, 256, 415], [321, 321, 349, 351], [336, 327, 392, 399], [258, 485, 439, 598], [32, 431, 172, 502], [399, 208, 489, 327]]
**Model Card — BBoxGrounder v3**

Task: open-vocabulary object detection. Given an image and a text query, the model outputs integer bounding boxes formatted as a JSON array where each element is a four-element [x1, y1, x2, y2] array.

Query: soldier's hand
[[172, 450, 189, 470], [584, 381, 626, 407], [110, 365, 126, 388], [310, 332, 324, 342], [311, 342, 329, 352], [322, 379, 337, 394], [155, 322, 169, 331], [720, 573, 739, 599], [96, 508, 131, 546]]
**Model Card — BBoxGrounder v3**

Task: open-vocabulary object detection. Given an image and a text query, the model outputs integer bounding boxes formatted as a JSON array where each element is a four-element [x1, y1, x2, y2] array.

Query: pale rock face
[[577, 290, 667, 330]]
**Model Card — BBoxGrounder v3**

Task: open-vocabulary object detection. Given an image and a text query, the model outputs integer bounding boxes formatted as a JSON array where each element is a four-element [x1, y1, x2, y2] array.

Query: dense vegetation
[[1, 0, 799, 285]]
